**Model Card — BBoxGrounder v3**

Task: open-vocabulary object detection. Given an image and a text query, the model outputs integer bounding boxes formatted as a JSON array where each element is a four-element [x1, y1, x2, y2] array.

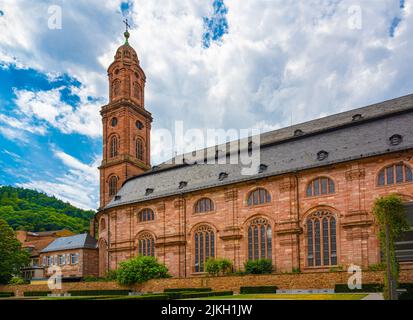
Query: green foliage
[[240, 286, 278, 294], [0, 219, 30, 284], [0, 292, 14, 297], [292, 268, 301, 274], [164, 288, 212, 293], [68, 290, 130, 296], [82, 276, 100, 282], [104, 269, 118, 281], [368, 263, 386, 271], [334, 283, 383, 293], [244, 259, 273, 274], [372, 194, 409, 299], [24, 291, 51, 297], [329, 265, 344, 272], [0, 186, 95, 233], [116, 256, 171, 285], [205, 258, 233, 276], [8, 276, 25, 285]]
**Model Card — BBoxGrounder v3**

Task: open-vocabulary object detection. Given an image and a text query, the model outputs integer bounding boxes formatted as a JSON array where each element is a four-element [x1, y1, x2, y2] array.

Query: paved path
[[362, 293, 384, 300]]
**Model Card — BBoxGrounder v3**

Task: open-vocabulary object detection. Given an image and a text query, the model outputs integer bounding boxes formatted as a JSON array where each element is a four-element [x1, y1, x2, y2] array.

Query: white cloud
[[18, 149, 100, 210]]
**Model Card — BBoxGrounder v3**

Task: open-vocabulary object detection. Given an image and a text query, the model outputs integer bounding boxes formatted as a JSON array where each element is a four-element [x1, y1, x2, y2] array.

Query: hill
[[0, 186, 95, 233]]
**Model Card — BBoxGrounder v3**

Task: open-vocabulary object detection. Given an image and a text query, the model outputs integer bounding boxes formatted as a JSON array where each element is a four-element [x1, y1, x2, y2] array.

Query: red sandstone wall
[[97, 151, 413, 278]]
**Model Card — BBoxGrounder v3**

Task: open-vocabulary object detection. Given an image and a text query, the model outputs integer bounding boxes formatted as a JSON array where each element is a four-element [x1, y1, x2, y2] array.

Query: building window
[[59, 255, 65, 265], [194, 225, 215, 273], [48, 256, 53, 266], [138, 208, 155, 222], [70, 253, 79, 264], [136, 138, 144, 161], [109, 176, 118, 196], [112, 79, 121, 97], [247, 188, 271, 207], [42, 256, 47, 266], [100, 218, 106, 232], [195, 198, 214, 214], [110, 136, 118, 158], [247, 217, 272, 261], [306, 177, 335, 197], [138, 233, 155, 257], [306, 210, 337, 267], [378, 163, 413, 186], [133, 82, 141, 99]]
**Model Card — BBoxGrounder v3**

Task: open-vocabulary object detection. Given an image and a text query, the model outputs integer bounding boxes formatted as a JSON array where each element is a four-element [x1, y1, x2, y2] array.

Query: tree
[[372, 194, 409, 300], [0, 219, 30, 284], [244, 259, 273, 274], [116, 256, 170, 285]]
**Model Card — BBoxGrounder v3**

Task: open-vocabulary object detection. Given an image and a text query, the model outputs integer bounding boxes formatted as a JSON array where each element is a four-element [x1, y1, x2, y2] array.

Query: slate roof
[[41, 234, 97, 253], [104, 93, 413, 210]]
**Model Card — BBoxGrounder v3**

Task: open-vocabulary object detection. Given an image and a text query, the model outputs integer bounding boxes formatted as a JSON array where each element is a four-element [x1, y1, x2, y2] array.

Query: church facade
[[95, 31, 413, 278]]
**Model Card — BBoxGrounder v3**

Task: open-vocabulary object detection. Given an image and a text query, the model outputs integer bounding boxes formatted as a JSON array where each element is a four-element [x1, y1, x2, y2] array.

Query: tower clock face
[[136, 120, 144, 130], [111, 117, 118, 127]]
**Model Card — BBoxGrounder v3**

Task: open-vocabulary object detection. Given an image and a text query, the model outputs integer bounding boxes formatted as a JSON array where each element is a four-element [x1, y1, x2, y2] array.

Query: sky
[[0, 0, 412, 210]]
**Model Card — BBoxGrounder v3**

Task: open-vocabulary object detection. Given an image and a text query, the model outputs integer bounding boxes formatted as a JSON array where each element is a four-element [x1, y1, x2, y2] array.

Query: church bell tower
[[99, 27, 152, 208]]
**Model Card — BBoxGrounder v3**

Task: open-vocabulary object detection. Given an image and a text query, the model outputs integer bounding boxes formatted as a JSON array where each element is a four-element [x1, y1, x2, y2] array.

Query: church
[[94, 29, 413, 278]]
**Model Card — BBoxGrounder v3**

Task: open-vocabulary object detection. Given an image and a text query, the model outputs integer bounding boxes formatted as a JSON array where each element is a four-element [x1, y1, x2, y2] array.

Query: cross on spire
[[123, 18, 131, 44], [123, 18, 131, 32]]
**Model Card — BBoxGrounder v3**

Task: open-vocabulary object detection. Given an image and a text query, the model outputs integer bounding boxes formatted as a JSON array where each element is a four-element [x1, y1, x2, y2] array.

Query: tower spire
[[123, 18, 131, 44]]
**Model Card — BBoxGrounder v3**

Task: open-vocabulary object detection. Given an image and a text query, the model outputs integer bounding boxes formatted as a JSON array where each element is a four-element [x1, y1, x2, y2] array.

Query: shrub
[[240, 286, 278, 294], [368, 263, 386, 271], [24, 291, 51, 297], [0, 292, 14, 297], [68, 290, 130, 296], [83, 276, 100, 282], [218, 259, 233, 275], [205, 258, 220, 276], [105, 269, 118, 281], [334, 283, 383, 293], [244, 259, 273, 274], [179, 291, 233, 299], [116, 256, 171, 285], [8, 276, 25, 285], [164, 288, 212, 293]]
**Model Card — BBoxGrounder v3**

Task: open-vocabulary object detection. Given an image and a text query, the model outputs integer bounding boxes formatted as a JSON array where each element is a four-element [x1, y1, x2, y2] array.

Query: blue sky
[[0, 0, 412, 209]]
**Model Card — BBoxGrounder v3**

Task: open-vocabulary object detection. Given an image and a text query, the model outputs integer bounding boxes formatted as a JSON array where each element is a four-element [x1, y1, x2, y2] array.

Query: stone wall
[[1, 270, 412, 297]]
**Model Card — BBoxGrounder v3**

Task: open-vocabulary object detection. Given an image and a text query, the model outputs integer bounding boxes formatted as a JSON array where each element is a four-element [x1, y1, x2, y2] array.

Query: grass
[[197, 293, 368, 300]]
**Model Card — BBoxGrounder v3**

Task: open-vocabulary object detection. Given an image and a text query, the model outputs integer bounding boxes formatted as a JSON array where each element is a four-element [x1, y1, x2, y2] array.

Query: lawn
[[198, 293, 367, 300]]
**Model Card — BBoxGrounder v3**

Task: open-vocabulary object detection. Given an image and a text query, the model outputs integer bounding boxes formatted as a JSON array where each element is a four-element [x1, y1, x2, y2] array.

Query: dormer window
[[352, 114, 363, 121], [145, 188, 154, 196], [389, 134, 403, 146], [219, 172, 228, 181], [294, 129, 304, 137], [179, 181, 188, 189], [317, 150, 329, 161], [114, 195, 121, 201], [258, 164, 268, 173]]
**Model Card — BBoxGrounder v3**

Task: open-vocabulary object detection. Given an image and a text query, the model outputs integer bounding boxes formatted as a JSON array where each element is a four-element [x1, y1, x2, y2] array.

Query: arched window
[[194, 225, 215, 273], [138, 208, 155, 222], [110, 136, 118, 158], [247, 188, 271, 207], [195, 198, 214, 214], [138, 233, 155, 257], [377, 163, 413, 186], [306, 210, 337, 267], [306, 177, 335, 197], [100, 218, 106, 232], [109, 176, 118, 196], [136, 138, 144, 161], [112, 79, 121, 97], [247, 217, 272, 261], [133, 82, 141, 99]]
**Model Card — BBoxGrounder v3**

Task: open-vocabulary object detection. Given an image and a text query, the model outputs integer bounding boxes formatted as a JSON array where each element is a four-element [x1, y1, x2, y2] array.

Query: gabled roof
[[41, 234, 97, 253], [104, 93, 413, 210]]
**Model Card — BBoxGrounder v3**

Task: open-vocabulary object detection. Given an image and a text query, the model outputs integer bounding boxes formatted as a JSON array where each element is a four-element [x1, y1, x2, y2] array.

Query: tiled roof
[[104, 93, 413, 210], [41, 234, 97, 253]]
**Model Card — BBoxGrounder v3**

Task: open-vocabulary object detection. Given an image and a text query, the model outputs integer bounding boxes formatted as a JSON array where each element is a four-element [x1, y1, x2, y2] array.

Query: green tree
[[372, 194, 409, 300], [0, 219, 30, 284], [116, 256, 170, 285], [244, 259, 273, 274]]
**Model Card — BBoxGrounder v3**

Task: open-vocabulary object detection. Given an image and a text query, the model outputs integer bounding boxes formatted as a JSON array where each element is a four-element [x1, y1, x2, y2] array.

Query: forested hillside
[[0, 186, 95, 233]]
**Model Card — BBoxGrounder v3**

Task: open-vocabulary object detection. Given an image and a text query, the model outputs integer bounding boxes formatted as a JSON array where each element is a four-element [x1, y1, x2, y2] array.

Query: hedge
[[24, 291, 52, 297], [179, 291, 233, 299], [164, 288, 212, 293], [0, 292, 14, 297], [68, 290, 130, 296], [334, 284, 383, 293], [103, 294, 169, 300], [399, 283, 413, 300], [240, 286, 278, 294]]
